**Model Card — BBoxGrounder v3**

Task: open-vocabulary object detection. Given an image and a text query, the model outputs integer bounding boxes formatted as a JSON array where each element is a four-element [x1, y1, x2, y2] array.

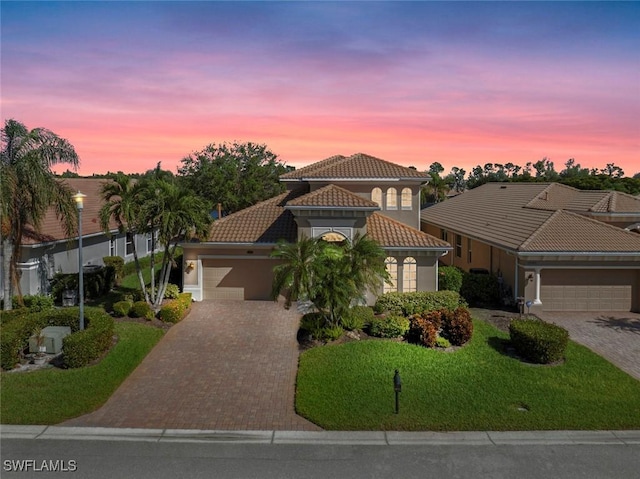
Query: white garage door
[[541, 285, 632, 311]]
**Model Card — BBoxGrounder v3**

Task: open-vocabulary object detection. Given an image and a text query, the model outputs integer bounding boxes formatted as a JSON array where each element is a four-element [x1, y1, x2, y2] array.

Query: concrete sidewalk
[[2, 425, 639, 446]]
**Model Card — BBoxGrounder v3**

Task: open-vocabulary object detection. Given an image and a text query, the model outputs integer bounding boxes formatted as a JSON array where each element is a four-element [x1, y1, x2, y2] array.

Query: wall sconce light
[[186, 261, 195, 273], [526, 273, 534, 282]]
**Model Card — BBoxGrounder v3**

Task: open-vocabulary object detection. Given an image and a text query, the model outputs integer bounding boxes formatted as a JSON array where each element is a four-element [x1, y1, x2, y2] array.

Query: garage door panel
[[541, 285, 632, 312]]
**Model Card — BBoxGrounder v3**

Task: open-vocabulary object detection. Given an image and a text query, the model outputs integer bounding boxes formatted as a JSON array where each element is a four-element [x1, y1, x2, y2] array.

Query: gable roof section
[[589, 191, 640, 213], [286, 184, 380, 209], [368, 213, 451, 250], [22, 178, 118, 245], [280, 153, 429, 181], [524, 182, 640, 213], [206, 188, 303, 244], [520, 210, 640, 253]]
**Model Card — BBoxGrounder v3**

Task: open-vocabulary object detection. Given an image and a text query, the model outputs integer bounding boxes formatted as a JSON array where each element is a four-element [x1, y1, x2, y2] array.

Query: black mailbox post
[[393, 369, 402, 414]]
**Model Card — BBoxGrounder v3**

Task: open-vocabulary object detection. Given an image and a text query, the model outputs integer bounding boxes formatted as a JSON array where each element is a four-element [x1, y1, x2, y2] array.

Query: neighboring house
[[182, 153, 451, 302], [1, 178, 158, 298], [420, 182, 640, 312]]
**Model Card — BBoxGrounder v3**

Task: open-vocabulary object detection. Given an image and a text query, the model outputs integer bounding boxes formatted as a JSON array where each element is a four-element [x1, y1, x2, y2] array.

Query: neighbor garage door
[[202, 258, 277, 300], [540, 269, 635, 312]]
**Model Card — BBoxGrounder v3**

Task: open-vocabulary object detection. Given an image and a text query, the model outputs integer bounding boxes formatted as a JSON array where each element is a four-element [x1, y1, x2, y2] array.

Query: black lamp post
[[73, 191, 86, 330], [393, 369, 402, 414]]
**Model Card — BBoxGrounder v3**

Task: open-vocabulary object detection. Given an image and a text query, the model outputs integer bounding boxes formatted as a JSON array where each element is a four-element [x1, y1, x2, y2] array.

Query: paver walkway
[[63, 301, 321, 430], [536, 311, 640, 381]]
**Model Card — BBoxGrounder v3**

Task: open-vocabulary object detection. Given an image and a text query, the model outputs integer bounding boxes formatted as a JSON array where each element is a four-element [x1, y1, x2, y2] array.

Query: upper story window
[[455, 234, 462, 258], [401, 188, 412, 210], [371, 187, 382, 207], [384, 257, 397, 293], [403, 257, 417, 292], [386, 188, 397, 210], [441, 229, 448, 242]]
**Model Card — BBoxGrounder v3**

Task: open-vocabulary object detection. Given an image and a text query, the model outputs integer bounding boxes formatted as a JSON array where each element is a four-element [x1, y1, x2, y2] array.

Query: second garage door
[[202, 258, 278, 300], [540, 269, 636, 312]]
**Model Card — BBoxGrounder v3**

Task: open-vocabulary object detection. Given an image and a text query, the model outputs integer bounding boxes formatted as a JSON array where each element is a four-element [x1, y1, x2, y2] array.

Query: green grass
[[0, 323, 164, 425], [296, 319, 640, 430]]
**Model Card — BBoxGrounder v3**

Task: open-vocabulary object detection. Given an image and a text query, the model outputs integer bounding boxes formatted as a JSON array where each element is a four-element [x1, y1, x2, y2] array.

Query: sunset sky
[[2, 1, 639, 177]]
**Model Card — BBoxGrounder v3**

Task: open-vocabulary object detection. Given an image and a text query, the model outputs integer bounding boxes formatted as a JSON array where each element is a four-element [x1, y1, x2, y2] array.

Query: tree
[[1, 119, 79, 309], [600, 163, 624, 178], [177, 142, 287, 214], [444, 167, 466, 193], [271, 234, 388, 326]]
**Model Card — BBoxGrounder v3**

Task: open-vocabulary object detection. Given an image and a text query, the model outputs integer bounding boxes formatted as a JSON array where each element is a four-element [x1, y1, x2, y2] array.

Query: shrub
[[158, 293, 192, 324], [408, 310, 442, 348], [50, 266, 115, 304], [374, 291, 466, 316], [319, 325, 344, 341], [163, 283, 180, 300], [103, 256, 124, 285], [435, 336, 451, 348], [113, 300, 133, 317], [299, 312, 326, 340], [438, 266, 464, 293], [441, 307, 473, 346], [509, 319, 569, 364], [61, 308, 115, 368], [460, 273, 500, 307], [130, 301, 154, 320], [369, 315, 409, 339], [341, 306, 374, 331], [0, 311, 42, 370], [17, 295, 56, 312]]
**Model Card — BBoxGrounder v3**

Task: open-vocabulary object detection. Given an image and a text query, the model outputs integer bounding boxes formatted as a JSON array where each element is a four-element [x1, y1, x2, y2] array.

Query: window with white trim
[[109, 237, 117, 257], [371, 187, 382, 207], [126, 234, 134, 256], [386, 188, 397, 210], [403, 257, 417, 292], [147, 232, 154, 253], [401, 188, 412, 210], [384, 257, 397, 293]]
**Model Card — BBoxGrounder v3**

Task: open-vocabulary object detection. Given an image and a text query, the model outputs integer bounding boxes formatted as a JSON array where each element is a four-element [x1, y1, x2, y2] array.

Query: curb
[[2, 426, 639, 446]]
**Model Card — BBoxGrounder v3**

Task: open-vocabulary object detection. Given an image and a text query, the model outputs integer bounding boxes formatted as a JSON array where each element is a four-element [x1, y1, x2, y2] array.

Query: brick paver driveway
[[536, 311, 640, 381], [63, 301, 321, 430]]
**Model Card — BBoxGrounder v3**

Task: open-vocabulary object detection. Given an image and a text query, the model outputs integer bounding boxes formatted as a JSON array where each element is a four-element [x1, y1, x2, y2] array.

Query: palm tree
[[99, 173, 149, 302], [1, 119, 79, 309]]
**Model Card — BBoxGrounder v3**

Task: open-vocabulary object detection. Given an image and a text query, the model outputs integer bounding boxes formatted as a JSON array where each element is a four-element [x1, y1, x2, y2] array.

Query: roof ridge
[[213, 188, 303, 225], [279, 155, 347, 179]]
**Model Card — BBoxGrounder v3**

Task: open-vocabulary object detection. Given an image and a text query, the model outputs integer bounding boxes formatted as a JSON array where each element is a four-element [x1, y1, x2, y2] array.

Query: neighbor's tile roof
[[367, 213, 451, 249], [280, 153, 429, 181], [525, 182, 640, 213], [206, 188, 304, 244], [421, 182, 640, 253], [520, 210, 640, 252], [286, 184, 380, 209], [22, 178, 119, 245]]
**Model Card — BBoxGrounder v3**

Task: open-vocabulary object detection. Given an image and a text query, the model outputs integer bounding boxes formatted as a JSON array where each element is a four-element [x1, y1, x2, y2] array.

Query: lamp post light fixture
[[393, 369, 402, 414], [73, 191, 86, 330]]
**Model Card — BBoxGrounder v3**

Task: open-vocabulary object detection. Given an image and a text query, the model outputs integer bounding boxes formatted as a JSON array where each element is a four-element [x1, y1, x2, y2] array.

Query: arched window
[[371, 187, 382, 207], [386, 188, 397, 210], [403, 257, 417, 292], [384, 257, 397, 293], [401, 188, 412, 210]]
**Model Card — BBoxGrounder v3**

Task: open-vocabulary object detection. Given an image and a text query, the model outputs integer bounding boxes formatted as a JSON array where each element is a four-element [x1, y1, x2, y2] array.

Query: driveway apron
[[536, 311, 640, 381], [62, 301, 321, 430]]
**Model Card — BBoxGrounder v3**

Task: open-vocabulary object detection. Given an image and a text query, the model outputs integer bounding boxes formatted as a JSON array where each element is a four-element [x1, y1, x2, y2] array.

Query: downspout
[[514, 256, 519, 301]]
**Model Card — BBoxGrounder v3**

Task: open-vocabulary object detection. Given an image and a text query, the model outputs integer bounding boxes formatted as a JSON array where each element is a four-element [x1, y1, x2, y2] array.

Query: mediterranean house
[[420, 182, 640, 312], [1, 178, 158, 299], [182, 153, 451, 302]]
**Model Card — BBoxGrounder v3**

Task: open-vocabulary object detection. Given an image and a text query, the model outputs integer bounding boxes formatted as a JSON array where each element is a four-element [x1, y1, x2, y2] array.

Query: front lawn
[[296, 319, 640, 430], [0, 322, 164, 425]]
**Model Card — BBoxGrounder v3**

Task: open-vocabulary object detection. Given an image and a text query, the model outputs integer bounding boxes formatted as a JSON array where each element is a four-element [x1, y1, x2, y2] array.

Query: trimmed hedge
[[113, 300, 133, 317], [374, 291, 466, 316], [0, 307, 115, 370], [509, 319, 569, 364], [368, 315, 409, 338], [158, 293, 192, 324], [460, 272, 500, 307]]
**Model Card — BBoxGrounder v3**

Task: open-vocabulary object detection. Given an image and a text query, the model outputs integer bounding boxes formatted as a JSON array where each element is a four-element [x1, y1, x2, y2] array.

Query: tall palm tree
[[1, 119, 79, 309], [99, 173, 149, 302]]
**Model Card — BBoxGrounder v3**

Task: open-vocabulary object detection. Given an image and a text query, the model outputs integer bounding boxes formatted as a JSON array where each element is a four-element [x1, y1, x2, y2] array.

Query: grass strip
[[1, 323, 164, 425]]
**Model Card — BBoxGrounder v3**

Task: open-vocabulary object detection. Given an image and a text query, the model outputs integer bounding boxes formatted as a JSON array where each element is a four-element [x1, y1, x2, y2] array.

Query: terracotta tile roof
[[367, 213, 451, 249], [206, 188, 304, 243], [421, 182, 640, 254], [280, 153, 429, 181], [22, 178, 118, 245], [520, 210, 640, 252], [286, 184, 380, 209]]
